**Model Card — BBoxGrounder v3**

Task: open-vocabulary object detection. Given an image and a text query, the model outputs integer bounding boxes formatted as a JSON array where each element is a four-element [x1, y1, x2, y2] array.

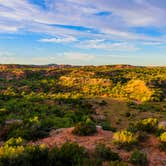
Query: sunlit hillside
[[0, 64, 166, 165]]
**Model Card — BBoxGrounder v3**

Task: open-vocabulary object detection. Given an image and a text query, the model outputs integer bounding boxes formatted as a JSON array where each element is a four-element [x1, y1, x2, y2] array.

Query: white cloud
[[0, 25, 19, 32], [142, 41, 165, 45], [0, 0, 166, 48], [77, 40, 139, 52], [39, 36, 77, 43]]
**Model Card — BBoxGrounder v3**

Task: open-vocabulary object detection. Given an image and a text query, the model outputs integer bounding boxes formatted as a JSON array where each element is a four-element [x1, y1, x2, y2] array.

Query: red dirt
[[33, 128, 166, 166], [35, 127, 113, 150], [141, 135, 166, 166]]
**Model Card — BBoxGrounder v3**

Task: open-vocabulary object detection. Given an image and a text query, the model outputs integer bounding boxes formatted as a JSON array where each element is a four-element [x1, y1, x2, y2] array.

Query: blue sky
[[0, 0, 166, 65]]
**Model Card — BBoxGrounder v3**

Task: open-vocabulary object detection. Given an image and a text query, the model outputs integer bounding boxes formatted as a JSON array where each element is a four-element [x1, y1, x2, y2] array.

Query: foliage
[[159, 132, 166, 151], [100, 120, 116, 131], [72, 119, 97, 136], [108, 161, 128, 166], [0, 140, 125, 166], [5, 137, 25, 146], [58, 142, 86, 166], [159, 143, 166, 151], [94, 144, 121, 161], [1, 65, 166, 142], [0, 144, 24, 159], [159, 132, 166, 142], [130, 150, 148, 166], [136, 118, 158, 132], [1, 65, 166, 164], [113, 130, 137, 145], [124, 80, 154, 102]]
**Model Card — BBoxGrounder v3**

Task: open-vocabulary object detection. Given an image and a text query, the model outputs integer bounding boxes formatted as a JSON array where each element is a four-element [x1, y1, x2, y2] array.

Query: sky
[[0, 0, 166, 65]]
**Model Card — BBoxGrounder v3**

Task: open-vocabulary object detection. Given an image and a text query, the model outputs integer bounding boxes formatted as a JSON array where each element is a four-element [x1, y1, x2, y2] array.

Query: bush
[[25, 144, 49, 166], [0, 141, 87, 166], [73, 119, 97, 136], [101, 121, 116, 131], [108, 160, 128, 166], [127, 123, 138, 133], [82, 158, 102, 166], [124, 80, 153, 102], [0, 137, 50, 166], [94, 144, 121, 161], [0, 145, 25, 159], [159, 132, 166, 151], [159, 143, 166, 151], [136, 118, 158, 132], [5, 137, 25, 146], [59, 142, 86, 166], [159, 132, 166, 142], [113, 130, 138, 150], [130, 150, 148, 166], [155, 128, 165, 137], [113, 130, 137, 145]]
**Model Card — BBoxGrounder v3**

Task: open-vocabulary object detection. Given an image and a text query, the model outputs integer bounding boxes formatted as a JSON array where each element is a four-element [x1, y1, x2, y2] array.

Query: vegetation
[[113, 130, 137, 145], [0, 138, 124, 166], [94, 143, 120, 161], [0, 141, 86, 166], [159, 132, 166, 151], [107, 161, 128, 166], [1, 64, 166, 165], [130, 150, 148, 166], [72, 119, 97, 136]]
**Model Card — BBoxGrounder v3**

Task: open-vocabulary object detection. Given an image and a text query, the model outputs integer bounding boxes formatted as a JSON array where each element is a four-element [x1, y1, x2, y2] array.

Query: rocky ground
[[32, 127, 166, 166]]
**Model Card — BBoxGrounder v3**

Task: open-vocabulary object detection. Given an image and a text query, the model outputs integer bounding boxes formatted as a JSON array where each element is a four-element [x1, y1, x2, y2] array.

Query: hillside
[[0, 64, 166, 165]]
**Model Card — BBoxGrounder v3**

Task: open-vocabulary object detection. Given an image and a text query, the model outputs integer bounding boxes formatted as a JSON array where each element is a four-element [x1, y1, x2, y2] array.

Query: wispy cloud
[[39, 36, 77, 43], [0, 0, 166, 65], [0, 0, 165, 42], [77, 40, 139, 51], [0, 25, 18, 33]]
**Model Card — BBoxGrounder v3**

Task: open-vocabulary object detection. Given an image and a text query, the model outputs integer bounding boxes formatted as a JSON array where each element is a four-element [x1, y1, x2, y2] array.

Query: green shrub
[[101, 121, 116, 131], [130, 150, 148, 166], [5, 137, 25, 146], [108, 160, 128, 166], [159, 132, 166, 151], [113, 130, 137, 145], [113, 130, 138, 150], [82, 158, 102, 166], [137, 118, 158, 132], [59, 142, 86, 166], [25, 144, 49, 166], [94, 144, 120, 161], [73, 119, 97, 136], [0, 141, 87, 166], [127, 123, 138, 133], [155, 128, 165, 137], [159, 132, 166, 142], [159, 143, 166, 151]]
